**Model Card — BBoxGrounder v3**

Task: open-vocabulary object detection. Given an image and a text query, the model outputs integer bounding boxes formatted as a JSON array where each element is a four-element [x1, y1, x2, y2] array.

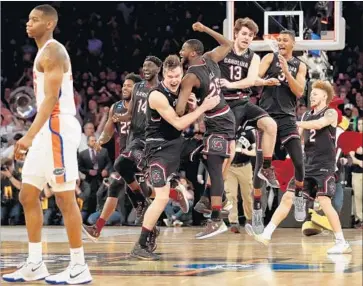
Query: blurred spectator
[[41, 184, 59, 226], [78, 135, 113, 221], [1, 158, 22, 225], [1, 133, 23, 159]]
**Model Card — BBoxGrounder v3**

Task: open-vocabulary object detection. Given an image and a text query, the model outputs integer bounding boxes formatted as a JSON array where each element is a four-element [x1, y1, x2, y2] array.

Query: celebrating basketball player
[[3, 5, 92, 284], [193, 18, 279, 235], [131, 55, 220, 260], [177, 23, 236, 239], [256, 30, 307, 227], [82, 73, 142, 242], [255, 80, 352, 255]]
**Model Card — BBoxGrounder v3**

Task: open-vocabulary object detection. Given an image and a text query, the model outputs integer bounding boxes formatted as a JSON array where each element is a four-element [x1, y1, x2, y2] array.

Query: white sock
[[263, 222, 277, 239], [70, 247, 85, 266], [28, 242, 42, 263], [334, 232, 345, 244]]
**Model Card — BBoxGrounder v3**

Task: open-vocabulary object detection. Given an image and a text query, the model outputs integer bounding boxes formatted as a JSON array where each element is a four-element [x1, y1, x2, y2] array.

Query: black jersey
[[303, 107, 336, 174], [113, 100, 129, 152], [219, 48, 255, 101], [259, 54, 301, 117], [186, 55, 228, 115], [145, 82, 182, 142], [129, 81, 153, 141]]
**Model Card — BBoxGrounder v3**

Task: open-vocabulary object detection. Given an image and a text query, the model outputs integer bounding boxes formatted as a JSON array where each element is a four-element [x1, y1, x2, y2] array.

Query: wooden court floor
[[1, 226, 362, 286]]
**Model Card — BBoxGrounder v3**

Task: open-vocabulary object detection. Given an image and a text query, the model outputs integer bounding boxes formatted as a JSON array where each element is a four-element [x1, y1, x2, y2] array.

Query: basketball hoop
[[263, 34, 279, 53]]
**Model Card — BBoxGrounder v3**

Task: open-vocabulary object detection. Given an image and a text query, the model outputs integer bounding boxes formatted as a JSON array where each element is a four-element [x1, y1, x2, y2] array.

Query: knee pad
[[114, 156, 136, 184], [107, 173, 126, 198]]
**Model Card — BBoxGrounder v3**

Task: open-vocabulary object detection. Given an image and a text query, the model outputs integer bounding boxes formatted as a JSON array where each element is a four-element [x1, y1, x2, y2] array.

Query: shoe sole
[[81, 225, 99, 243], [254, 236, 270, 246], [129, 252, 160, 261], [245, 224, 254, 236], [194, 205, 211, 215], [178, 188, 190, 214], [3, 276, 48, 283], [195, 223, 228, 240], [45, 279, 92, 285], [257, 171, 280, 189], [327, 247, 352, 255]]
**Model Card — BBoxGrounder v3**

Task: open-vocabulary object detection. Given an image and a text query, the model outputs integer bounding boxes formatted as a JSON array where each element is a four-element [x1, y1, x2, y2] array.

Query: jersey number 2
[[309, 129, 316, 142]]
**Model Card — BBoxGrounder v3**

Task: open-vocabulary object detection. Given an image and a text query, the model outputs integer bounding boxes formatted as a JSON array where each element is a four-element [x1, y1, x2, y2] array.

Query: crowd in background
[[1, 1, 363, 229]]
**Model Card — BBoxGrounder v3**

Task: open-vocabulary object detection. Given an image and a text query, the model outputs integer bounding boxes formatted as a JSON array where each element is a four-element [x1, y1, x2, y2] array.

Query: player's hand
[[201, 94, 220, 111], [93, 141, 103, 152], [192, 22, 206, 33], [112, 114, 122, 122], [89, 170, 97, 176], [101, 169, 108, 178], [197, 174, 204, 185], [188, 93, 198, 111], [219, 78, 234, 89], [14, 134, 33, 161], [103, 106, 110, 114], [264, 78, 280, 86], [278, 55, 289, 74]]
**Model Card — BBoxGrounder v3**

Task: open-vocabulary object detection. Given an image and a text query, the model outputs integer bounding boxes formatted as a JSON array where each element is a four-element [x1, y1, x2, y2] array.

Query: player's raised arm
[[192, 22, 233, 63], [279, 55, 307, 98], [96, 104, 116, 150], [176, 73, 199, 116], [29, 43, 65, 137], [297, 108, 337, 130], [255, 53, 280, 87], [150, 90, 219, 131]]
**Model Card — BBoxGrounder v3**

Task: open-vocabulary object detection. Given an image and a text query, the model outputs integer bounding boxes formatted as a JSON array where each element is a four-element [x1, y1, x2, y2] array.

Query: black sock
[[222, 191, 227, 202], [203, 185, 211, 198], [253, 198, 262, 210], [127, 189, 146, 208], [295, 186, 303, 197], [263, 157, 272, 169], [138, 227, 151, 248], [211, 208, 221, 221]]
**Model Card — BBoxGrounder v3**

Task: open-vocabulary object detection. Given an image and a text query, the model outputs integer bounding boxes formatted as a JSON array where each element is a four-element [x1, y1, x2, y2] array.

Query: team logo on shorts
[[151, 169, 162, 184], [53, 168, 65, 176], [211, 137, 224, 152]]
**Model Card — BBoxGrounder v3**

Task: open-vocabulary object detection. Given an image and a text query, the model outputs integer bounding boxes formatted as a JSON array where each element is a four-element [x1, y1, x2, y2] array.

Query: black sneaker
[[194, 196, 211, 214], [82, 224, 100, 242], [195, 219, 228, 240], [134, 200, 150, 225], [130, 243, 160, 261], [258, 167, 280, 189]]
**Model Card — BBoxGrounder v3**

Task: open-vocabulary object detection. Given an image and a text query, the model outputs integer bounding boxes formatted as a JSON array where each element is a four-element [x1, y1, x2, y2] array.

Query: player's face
[[163, 66, 183, 92], [277, 34, 294, 56], [310, 88, 327, 107], [143, 61, 159, 81], [235, 26, 255, 50], [179, 43, 193, 65], [26, 9, 51, 38], [122, 79, 134, 100]]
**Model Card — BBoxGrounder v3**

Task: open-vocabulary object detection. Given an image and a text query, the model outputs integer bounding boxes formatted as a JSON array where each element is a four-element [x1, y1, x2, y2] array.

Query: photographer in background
[[1, 158, 23, 225]]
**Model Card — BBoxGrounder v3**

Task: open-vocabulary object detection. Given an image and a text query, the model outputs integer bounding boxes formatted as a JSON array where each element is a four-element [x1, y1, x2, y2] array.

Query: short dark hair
[[87, 135, 96, 142], [185, 39, 204, 55], [34, 4, 58, 21], [163, 55, 182, 71], [144, 56, 162, 68], [125, 73, 142, 83], [280, 29, 296, 41]]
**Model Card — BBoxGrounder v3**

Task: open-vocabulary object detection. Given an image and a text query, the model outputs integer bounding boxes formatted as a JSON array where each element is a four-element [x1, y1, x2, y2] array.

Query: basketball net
[[263, 34, 279, 53]]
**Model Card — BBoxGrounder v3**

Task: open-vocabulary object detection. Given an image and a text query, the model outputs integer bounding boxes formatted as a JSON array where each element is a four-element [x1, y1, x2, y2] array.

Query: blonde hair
[[312, 80, 335, 104]]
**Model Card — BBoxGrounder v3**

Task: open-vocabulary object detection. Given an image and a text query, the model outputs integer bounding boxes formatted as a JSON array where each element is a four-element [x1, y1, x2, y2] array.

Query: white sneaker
[[327, 241, 352, 255], [163, 218, 173, 227], [254, 234, 271, 246], [173, 220, 183, 227], [2, 260, 49, 282], [45, 263, 92, 285], [244, 222, 254, 236]]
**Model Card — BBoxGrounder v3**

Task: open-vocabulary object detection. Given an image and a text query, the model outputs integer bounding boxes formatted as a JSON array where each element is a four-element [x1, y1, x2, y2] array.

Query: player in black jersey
[[255, 30, 308, 228], [194, 18, 279, 228], [255, 80, 351, 255], [131, 55, 220, 260], [82, 73, 142, 241], [177, 22, 236, 239], [111, 56, 162, 226]]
